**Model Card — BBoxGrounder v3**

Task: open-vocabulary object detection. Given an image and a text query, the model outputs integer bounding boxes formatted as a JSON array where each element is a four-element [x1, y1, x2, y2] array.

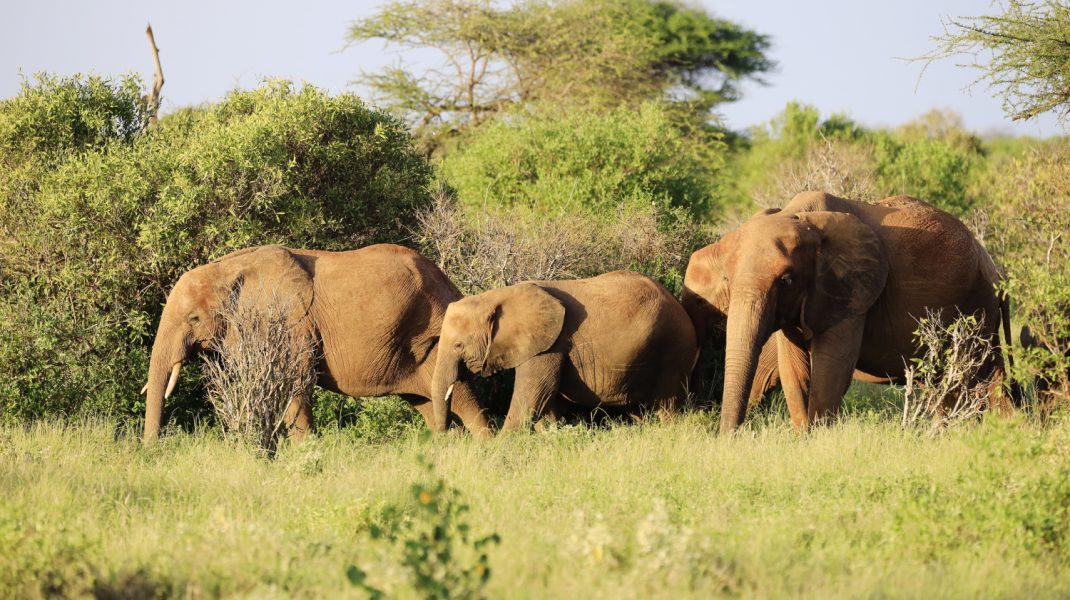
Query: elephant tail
[[998, 289, 1023, 406]]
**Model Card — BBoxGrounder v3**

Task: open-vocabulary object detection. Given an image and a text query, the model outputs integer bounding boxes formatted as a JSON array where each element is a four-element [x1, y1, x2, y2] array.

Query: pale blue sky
[[1, 1, 1061, 137]]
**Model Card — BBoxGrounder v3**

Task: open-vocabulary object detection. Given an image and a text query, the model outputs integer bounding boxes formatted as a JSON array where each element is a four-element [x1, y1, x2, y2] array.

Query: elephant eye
[[188, 314, 200, 323]]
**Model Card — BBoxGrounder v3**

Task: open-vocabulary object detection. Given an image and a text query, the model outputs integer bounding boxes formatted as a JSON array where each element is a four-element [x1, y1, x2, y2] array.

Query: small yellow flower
[[593, 546, 603, 563], [419, 491, 433, 505], [475, 564, 485, 575]]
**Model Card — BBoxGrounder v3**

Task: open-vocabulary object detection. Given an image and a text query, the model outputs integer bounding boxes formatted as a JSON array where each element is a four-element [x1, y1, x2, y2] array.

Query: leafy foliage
[[348, 0, 772, 148], [0, 75, 433, 424], [924, 0, 1070, 122], [983, 144, 1070, 406], [0, 73, 148, 164], [439, 102, 726, 221], [348, 454, 500, 599], [732, 102, 983, 216], [871, 132, 979, 216]]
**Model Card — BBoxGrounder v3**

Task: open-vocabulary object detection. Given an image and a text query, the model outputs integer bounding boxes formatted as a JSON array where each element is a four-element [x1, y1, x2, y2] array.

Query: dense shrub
[[732, 103, 983, 215], [872, 132, 979, 216], [0, 75, 434, 423], [438, 102, 727, 222], [414, 190, 706, 297], [983, 144, 1070, 406], [0, 73, 148, 164]]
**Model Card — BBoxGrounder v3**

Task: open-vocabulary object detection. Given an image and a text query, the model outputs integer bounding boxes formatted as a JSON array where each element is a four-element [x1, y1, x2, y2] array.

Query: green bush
[[731, 102, 982, 215], [0, 75, 434, 424], [728, 102, 865, 206], [0, 73, 148, 164], [872, 132, 979, 216], [439, 102, 726, 222], [983, 144, 1070, 405], [348, 455, 500, 599]]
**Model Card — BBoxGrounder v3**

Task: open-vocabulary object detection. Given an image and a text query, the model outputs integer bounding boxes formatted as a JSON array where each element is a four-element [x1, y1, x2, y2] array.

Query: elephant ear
[[486, 283, 566, 372], [685, 227, 744, 317], [216, 245, 314, 329], [798, 212, 889, 336]]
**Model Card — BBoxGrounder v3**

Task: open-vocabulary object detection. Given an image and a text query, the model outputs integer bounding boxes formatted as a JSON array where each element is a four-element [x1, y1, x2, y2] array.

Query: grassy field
[[2, 394, 1069, 599]]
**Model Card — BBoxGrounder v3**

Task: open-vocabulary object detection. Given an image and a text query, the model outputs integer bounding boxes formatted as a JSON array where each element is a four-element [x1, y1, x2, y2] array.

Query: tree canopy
[[347, 0, 773, 147], [925, 0, 1070, 122]]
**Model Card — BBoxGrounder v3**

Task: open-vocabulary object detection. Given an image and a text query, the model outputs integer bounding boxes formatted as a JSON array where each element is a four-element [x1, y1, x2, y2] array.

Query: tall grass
[[1, 409, 1068, 598]]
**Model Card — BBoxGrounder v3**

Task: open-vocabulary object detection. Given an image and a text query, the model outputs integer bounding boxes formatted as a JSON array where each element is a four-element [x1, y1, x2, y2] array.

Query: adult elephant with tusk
[[142, 244, 491, 443], [682, 192, 1014, 434], [430, 271, 698, 432]]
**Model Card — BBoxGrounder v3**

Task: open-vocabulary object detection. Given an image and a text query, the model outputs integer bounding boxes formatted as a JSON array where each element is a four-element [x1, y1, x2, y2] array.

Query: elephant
[[430, 271, 698, 431], [682, 191, 1013, 433], [142, 244, 491, 442]]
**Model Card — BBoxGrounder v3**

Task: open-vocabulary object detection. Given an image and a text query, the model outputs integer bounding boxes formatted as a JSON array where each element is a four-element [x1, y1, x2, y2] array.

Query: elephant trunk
[[720, 291, 775, 434], [430, 344, 460, 433], [143, 316, 188, 444]]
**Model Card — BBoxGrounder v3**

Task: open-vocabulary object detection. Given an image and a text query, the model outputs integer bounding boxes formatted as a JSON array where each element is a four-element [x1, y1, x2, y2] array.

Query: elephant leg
[[747, 336, 782, 416], [976, 330, 1015, 416], [534, 398, 565, 432], [776, 331, 811, 430], [403, 394, 435, 424], [282, 389, 313, 442], [446, 383, 494, 439], [808, 315, 866, 425], [502, 352, 563, 432], [404, 390, 492, 439]]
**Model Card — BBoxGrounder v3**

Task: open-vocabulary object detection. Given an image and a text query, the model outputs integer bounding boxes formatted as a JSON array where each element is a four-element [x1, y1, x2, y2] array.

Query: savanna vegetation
[[0, 0, 1068, 597]]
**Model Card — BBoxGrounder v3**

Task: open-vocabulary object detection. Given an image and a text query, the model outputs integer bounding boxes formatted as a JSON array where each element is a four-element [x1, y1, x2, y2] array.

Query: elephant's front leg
[[746, 336, 782, 416], [444, 384, 494, 439], [776, 331, 811, 430], [807, 315, 866, 425], [502, 352, 564, 432]]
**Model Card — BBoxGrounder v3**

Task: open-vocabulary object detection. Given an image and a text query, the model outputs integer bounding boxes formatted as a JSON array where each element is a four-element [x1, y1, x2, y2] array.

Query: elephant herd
[[142, 192, 1015, 443]]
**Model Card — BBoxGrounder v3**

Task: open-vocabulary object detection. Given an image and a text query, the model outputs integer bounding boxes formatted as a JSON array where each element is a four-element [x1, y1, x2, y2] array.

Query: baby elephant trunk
[[430, 345, 460, 432]]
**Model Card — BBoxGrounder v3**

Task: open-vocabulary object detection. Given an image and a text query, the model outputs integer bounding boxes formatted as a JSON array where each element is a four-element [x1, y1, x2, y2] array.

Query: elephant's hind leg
[[282, 390, 314, 442]]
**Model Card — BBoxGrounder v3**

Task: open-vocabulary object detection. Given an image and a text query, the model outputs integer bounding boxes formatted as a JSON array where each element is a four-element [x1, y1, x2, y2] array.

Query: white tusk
[[444, 383, 454, 404], [140, 383, 148, 395], [163, 362, 183, 399]]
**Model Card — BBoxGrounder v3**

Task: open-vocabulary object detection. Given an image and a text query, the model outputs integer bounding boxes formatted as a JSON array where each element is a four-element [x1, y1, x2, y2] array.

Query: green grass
[[2, 405, 1069, 598]]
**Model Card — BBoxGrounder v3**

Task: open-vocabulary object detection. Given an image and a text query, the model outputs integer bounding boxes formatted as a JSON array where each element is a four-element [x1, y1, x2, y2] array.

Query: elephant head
[[142, 246, 313, 442], [431, 283, 565, 431], [683, 209, 888, 433]]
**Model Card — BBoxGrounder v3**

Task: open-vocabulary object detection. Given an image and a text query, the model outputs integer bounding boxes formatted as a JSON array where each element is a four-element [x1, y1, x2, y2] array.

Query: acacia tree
[[925, 0, 1070, 122], [347, 0, 772, 148]]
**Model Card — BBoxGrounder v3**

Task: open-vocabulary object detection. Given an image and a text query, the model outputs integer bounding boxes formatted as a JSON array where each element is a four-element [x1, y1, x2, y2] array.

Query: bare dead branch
[[144, 23, 165, 128]]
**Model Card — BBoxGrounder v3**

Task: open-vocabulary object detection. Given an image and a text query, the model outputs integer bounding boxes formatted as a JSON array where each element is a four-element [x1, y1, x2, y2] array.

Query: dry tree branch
[[202, 287, 318, 456], [144, 23, 165, 128], [901, 311, 999, 434]]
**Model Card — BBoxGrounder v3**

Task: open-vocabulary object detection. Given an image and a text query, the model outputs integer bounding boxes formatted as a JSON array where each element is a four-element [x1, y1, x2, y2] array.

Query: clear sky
[[1, 0, 1061, 137]]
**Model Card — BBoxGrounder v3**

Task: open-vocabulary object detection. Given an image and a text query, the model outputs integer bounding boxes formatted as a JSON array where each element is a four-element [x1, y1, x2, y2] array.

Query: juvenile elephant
[[683, 192, 1012, 433], [430, 272, 698, 431], [142, 244, 491, 442]]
